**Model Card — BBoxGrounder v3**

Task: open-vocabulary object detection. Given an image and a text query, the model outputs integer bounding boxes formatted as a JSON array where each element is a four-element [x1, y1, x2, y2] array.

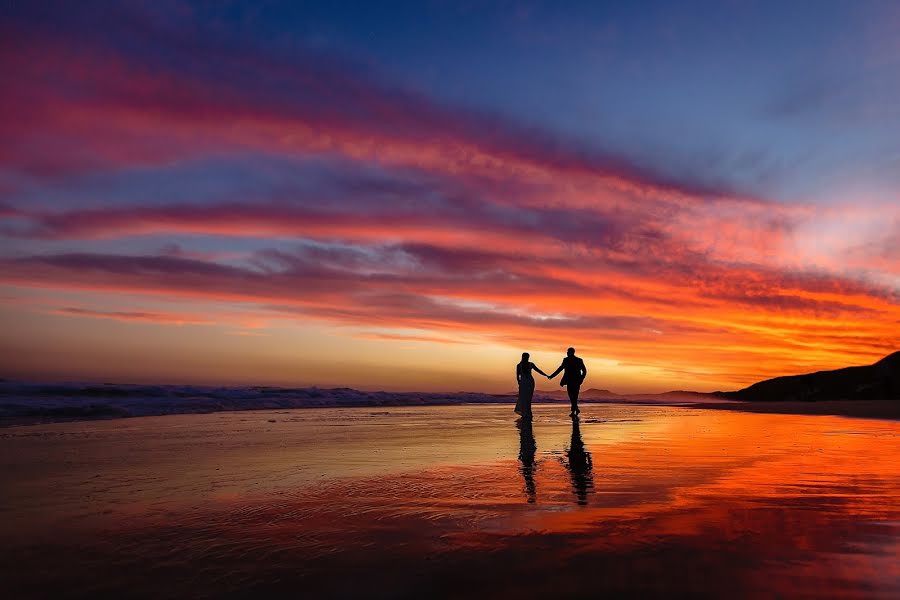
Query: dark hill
[[717, 351, 900, 402]]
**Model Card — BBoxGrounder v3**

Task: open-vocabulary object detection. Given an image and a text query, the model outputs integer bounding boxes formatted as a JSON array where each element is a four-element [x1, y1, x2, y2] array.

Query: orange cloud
[[1, 16, 898, 391]]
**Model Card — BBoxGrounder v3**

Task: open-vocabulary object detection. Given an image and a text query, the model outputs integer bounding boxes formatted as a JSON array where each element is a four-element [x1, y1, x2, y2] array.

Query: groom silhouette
[[549, 347, 587, 417]]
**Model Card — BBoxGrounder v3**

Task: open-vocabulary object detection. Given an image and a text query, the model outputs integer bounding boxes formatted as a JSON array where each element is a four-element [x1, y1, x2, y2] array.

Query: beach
[[2, 404, 899, 598], [692, 399, 900, 420]]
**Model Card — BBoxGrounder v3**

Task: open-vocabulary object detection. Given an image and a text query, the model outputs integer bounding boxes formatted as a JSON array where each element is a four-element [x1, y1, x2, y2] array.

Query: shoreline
[[0, 399, 655, 428], [2, 398, 898, 428], [688, 399, 900, 420]]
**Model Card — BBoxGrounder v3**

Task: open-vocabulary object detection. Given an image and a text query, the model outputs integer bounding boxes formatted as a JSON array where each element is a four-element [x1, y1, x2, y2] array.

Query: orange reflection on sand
[[1, 406, 898, 597]]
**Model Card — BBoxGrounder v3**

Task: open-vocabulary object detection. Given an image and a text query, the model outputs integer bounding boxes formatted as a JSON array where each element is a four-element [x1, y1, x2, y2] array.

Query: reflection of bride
[[517, 418, 537, 503], [515, 352, 548, 419]]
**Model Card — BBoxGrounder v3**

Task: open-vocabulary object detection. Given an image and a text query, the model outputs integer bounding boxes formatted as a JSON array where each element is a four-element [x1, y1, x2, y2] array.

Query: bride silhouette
[[515, 352, 549, 419]]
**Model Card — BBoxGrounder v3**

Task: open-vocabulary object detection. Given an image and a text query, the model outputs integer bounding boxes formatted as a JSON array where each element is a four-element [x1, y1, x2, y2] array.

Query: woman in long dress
[[515, 352, 548, 419]]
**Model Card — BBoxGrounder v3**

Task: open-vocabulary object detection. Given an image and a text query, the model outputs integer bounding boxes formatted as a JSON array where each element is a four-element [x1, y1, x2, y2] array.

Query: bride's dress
[[515, 362, 536, 417]]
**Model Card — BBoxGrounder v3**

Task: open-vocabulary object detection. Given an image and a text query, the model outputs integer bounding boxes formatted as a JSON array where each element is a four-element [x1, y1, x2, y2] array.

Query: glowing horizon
[[1, 2, 898, 393]]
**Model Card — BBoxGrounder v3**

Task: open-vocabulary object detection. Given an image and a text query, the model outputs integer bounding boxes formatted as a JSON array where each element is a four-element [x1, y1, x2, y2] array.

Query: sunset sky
[[1, 1, 898, 393]]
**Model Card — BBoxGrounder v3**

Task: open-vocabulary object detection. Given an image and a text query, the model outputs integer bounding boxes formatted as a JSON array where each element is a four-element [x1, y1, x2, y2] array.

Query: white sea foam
[[0, 380, 712, 425]]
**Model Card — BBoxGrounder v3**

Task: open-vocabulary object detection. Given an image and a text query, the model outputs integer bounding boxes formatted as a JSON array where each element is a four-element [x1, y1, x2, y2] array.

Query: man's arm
[[548, 362, 564, 379], [580, 361, 587, 382]]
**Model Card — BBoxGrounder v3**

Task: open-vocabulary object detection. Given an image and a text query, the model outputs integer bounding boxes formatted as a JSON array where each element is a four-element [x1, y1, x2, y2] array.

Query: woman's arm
[[516, 363, 522, 384], [531, 363, 549, 377]]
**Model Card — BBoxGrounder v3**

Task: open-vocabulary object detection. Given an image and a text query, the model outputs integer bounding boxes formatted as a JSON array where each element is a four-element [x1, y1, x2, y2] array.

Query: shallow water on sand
[[1, 405, 899, 598]]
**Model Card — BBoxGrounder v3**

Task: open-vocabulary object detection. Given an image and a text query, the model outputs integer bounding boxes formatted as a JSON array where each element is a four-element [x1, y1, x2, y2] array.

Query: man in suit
[[549, 347, 587, 417]]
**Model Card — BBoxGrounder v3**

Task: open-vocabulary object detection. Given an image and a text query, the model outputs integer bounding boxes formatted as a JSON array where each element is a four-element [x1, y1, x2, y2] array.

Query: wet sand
[[1, 404, 899, 598], [692, 399, 900, 420]]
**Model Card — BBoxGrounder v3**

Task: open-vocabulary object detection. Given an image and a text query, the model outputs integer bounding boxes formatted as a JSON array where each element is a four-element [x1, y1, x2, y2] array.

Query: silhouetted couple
[[515, 347, 587, 419]]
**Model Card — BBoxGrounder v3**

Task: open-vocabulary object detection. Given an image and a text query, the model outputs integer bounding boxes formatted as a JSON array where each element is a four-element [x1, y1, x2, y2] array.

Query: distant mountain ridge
[[717, 351, 900, 402]]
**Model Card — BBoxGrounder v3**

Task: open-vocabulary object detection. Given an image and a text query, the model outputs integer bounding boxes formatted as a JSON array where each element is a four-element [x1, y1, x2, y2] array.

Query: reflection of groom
[[549, 347, 587, 417]]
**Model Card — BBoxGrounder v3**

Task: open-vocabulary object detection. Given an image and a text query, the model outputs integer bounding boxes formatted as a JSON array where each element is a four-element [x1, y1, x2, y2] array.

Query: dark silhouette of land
[[686, 351, 900, 420], [715, 351, 900, 402]]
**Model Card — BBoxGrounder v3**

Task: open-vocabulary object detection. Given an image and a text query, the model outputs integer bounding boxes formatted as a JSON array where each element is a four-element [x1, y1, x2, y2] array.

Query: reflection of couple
[[516, 412, 594, 504], [515, 347, 588, 418]]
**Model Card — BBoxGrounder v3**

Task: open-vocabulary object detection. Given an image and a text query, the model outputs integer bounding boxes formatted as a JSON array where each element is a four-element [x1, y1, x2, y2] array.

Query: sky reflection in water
[[1, 405, 899, 598]]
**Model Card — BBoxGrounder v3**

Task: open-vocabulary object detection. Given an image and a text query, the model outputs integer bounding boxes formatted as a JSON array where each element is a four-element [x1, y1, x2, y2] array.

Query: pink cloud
[[2, 9, 897, 389], [50, 307, 210, 326]]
